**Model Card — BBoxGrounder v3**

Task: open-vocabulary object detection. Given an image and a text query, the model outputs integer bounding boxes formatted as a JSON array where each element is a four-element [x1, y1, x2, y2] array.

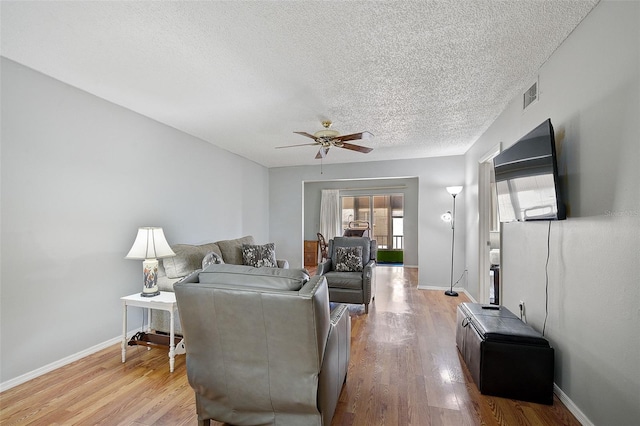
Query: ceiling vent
[[523, 80, 538, 110]]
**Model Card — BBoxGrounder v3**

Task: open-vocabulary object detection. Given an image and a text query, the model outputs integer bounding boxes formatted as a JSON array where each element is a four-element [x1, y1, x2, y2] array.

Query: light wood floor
[[1, 267, 580, 425]]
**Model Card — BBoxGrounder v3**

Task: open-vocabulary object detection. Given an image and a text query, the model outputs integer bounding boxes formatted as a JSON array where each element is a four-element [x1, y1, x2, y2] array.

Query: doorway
[[341, 194, 404, 264], [478, 144, 501, 304]]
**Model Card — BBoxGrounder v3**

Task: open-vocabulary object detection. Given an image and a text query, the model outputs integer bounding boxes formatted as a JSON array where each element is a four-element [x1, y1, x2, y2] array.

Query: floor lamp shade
[[125, 227, 176, 297], [446, 186, 463, 196]]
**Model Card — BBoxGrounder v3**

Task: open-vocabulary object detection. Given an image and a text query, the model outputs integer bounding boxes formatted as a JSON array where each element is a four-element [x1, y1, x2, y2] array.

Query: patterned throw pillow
[[202, 251, 225, 268], [242, 243, 278, 268], [335, 246, 363, 272]]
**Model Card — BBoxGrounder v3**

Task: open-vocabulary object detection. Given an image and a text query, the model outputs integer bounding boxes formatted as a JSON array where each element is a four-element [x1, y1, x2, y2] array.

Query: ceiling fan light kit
[[314, 121, 340, 139], [276, 120, 374, 159]]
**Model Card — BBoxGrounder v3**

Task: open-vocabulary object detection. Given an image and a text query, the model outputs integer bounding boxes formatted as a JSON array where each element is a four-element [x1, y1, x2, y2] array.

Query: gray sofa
[[175, 264, 351, 426], [152, 235, 288, 334]]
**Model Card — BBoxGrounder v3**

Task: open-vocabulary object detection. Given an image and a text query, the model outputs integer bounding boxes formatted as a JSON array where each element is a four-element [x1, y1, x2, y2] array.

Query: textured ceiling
[[1, 1, 599, 168]]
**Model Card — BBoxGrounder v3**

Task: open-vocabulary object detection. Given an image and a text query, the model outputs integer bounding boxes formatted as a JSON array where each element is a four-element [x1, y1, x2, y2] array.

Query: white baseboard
[[417, 285, 476, 302], [554, 383, 593, 426], [0, 330, 140, 393], [377, 264, 418, 268], [417, 284, 447, 290]]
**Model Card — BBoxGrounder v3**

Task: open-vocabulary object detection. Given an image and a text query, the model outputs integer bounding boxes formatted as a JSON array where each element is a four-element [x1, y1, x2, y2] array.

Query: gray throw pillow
[[335, 246, 363, 272], [202, 251, 225, 268], [242, 243, 278, 268]]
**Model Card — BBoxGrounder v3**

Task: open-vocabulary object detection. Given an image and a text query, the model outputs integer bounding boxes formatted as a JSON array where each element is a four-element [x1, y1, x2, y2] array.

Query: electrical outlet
[[519, 300, 526, 322]]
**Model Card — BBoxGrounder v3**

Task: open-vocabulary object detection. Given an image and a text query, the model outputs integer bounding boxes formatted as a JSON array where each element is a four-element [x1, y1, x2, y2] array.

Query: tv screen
[[493, 119, 566, 222]]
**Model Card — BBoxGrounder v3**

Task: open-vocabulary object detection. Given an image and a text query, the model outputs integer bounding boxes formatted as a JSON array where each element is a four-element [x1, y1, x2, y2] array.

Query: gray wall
[[303, 177, 419, 266], [0, 58, 270, 384], [463, 2, 639, 424], [4, 2, 637, 423], [269, 157, 465, 288]]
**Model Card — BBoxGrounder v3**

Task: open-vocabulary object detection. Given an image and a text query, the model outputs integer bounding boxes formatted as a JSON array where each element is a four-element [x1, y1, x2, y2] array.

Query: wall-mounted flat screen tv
[[493, 118, 566, 222]]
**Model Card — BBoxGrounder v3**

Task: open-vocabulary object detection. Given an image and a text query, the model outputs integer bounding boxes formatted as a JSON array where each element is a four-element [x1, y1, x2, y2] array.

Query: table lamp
[[125, 227, 175, 297]]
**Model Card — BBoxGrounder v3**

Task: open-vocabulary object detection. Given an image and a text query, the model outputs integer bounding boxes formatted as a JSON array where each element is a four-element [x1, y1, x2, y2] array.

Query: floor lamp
[[444, 186, 463, 297]]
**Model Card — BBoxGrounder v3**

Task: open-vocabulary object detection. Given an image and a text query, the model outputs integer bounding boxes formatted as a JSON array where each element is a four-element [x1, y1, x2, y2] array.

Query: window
[[341, 194, 404, 249]]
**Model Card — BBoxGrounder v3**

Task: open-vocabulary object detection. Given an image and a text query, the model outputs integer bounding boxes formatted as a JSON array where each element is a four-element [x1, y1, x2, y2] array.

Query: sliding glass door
[[341, 194, 404, 249]]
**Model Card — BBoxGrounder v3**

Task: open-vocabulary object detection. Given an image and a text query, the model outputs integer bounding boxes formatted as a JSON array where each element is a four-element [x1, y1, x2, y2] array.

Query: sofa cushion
[[242, 243, 277, 268], [202, 251, 225, 268], [163, 243, 221, 278], [322, 271, 364, 290], [217, 235, 255, 264], [335, 246, 363, 272], [198, 264, 309, 291]]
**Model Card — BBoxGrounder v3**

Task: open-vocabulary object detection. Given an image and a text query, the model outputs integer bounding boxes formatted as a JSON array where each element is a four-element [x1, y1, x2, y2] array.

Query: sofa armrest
[[277, 259, 289, 269], [363, 260, 376, 302], [157, 275, 182, 292], [330, 304, 350, 382], [317, 259, 332, 275], [330, 303, 349, 327], [319, 303, 351, 423]]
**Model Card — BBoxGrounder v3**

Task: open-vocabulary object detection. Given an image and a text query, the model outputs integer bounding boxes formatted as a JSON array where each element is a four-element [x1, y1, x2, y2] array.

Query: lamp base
[[444, 290, 459, 297], [142, 258, 160, 298]]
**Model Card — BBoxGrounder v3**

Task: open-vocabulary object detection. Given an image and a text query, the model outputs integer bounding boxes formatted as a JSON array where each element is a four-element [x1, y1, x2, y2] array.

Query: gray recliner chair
[[317, 237, 377, 313], [174, 264, 351, 426]]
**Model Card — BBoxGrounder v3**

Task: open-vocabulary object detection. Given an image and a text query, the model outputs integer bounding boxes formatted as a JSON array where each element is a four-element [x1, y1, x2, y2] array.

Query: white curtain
[[319, 189, 341, 241]]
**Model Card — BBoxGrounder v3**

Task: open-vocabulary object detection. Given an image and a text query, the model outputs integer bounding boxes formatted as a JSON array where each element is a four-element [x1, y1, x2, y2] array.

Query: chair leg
[[364, 303, 369, 314], [198, 419, 211, 426]]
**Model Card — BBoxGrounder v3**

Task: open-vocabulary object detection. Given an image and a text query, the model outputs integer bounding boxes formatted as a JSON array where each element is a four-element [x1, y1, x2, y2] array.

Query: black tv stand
[[456, 303, 554, 404]]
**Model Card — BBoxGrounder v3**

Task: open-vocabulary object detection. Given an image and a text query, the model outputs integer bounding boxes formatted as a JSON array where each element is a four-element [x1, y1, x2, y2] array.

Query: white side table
[[121, 291, 184, 372]]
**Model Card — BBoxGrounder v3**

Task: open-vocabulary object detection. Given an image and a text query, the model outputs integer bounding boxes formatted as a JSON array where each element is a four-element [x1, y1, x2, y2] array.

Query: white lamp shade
[[446, 186, 463, 196], [125, 227, 176, 260]]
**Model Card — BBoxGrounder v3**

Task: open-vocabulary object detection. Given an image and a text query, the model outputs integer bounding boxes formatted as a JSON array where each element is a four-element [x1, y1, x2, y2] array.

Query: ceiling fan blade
[[315, 146, 330, 159], [275, 142, 318, 149], [339, 142, 373, 154], [335, 131, 374, 142], [294, 131, 318, 140]]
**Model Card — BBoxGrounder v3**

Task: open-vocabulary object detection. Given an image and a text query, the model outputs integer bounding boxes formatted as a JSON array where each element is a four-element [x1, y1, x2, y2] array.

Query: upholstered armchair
[[317, 236, 377, 313], [174, 264, 351, 426]]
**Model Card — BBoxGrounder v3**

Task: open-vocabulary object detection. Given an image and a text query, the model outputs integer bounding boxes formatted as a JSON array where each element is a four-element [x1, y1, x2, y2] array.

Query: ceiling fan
[[276, 120, 373, 159]]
